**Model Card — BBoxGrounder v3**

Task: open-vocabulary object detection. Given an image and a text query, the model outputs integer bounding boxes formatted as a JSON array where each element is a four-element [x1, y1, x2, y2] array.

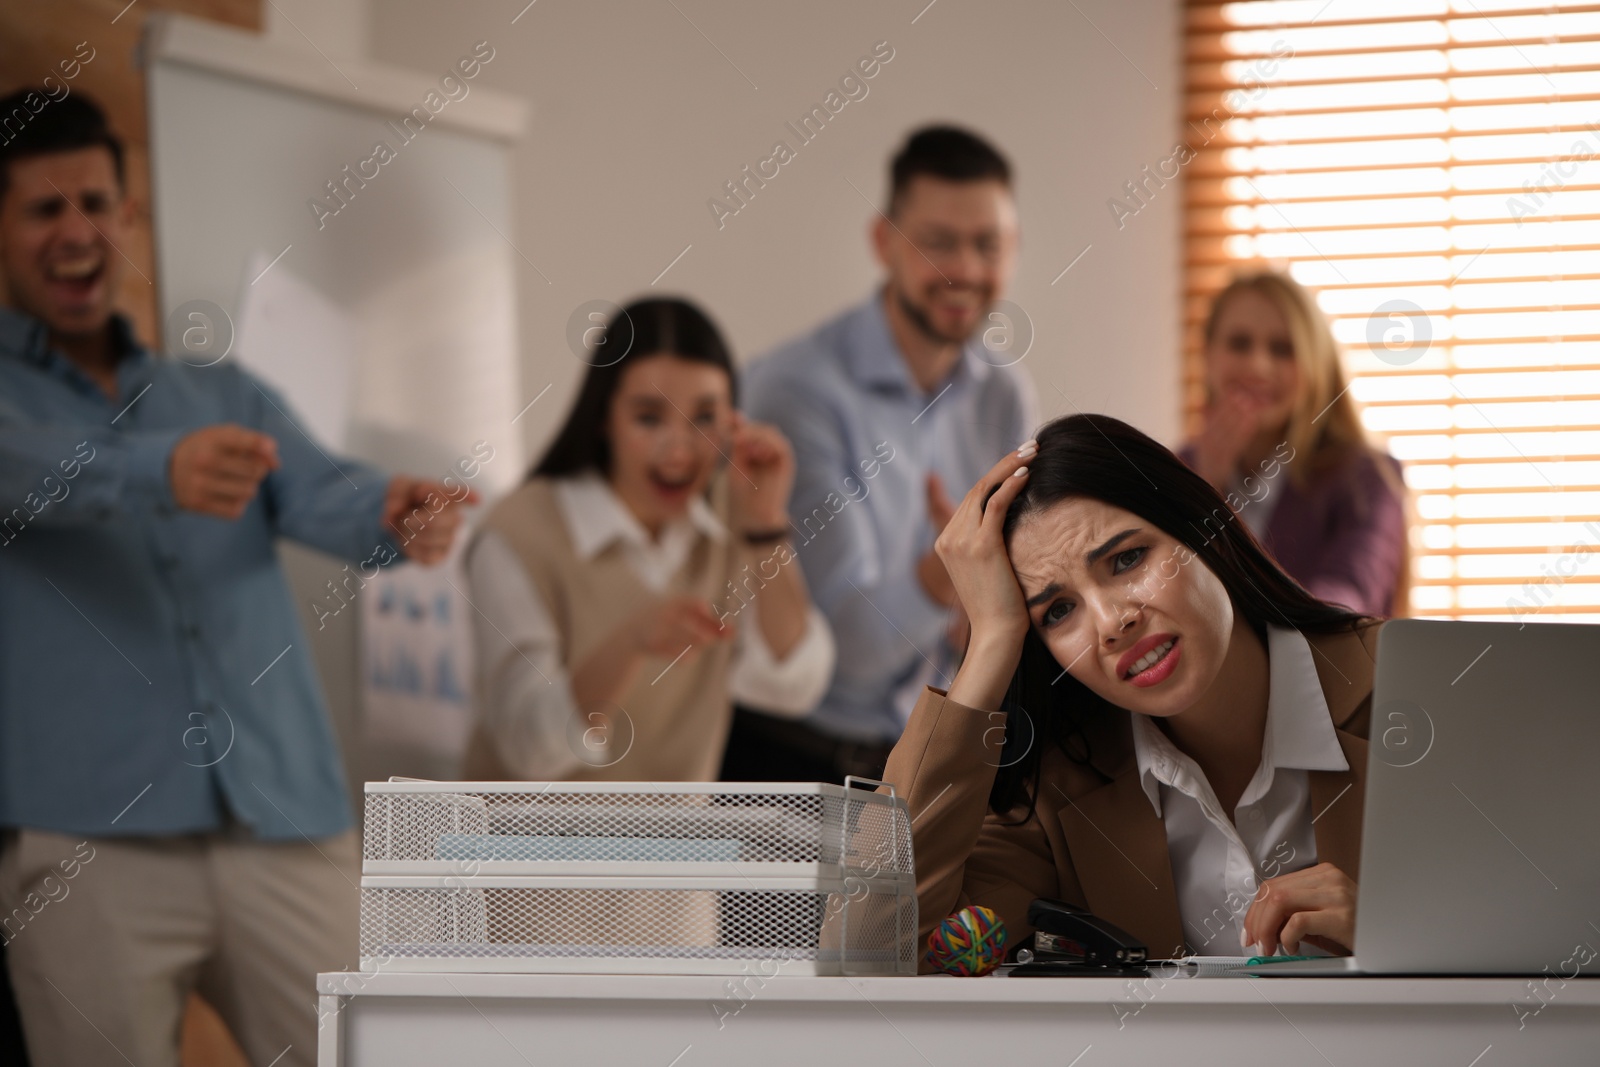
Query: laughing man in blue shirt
[[723, 126, 1038, 783], [0, 94, 474, 1067]]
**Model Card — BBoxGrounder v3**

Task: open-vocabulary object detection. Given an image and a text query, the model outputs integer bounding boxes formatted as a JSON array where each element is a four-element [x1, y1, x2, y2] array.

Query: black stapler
[[1007, 898, 1150, 977]]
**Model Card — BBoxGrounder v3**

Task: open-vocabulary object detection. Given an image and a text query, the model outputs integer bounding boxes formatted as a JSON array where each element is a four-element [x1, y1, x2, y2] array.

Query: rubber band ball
[[926, 905, 1008, 976]]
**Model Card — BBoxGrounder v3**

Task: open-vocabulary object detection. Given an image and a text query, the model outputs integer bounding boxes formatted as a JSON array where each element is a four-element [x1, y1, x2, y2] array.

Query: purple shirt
[[1179, 443, 1407, 617]]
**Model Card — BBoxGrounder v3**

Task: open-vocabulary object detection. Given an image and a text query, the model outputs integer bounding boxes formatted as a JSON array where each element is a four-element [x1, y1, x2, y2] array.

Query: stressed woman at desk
[[883, 414, 1380, 968]]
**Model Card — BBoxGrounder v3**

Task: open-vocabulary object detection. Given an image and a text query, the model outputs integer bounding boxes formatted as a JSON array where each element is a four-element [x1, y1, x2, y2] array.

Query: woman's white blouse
[[465, 473, 835, 779], [1130, 625, 1350, 956]]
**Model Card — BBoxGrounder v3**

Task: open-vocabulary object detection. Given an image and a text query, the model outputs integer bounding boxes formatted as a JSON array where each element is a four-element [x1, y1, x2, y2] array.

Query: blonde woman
[[1181, 271, 1409, 617]]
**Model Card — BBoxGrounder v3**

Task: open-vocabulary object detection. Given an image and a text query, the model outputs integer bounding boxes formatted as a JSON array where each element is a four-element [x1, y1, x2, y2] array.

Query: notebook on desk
[[1244, 619, 1600, 978]]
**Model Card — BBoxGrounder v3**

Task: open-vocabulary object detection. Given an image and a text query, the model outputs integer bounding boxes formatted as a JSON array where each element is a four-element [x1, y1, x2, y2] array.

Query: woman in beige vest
[[884, 413, 1380, 967], [463, 298, 834, 782]]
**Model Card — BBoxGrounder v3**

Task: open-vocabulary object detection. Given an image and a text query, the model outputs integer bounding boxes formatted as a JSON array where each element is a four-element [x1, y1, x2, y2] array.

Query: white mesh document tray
[[359, 780, 917, 976]]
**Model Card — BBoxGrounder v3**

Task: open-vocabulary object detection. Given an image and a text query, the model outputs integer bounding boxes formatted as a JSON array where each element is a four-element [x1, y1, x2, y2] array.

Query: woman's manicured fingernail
[[1013, 466, 1029, 478], [1017, 439, 1037, 455]]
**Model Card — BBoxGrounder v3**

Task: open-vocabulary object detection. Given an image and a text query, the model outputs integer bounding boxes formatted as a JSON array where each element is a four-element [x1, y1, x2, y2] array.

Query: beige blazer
[[882, 622, 1381, 968]]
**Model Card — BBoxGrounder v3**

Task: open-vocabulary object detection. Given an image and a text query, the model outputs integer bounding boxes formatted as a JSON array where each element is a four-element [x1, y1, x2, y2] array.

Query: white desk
[[317, 969, 1600, 1066]]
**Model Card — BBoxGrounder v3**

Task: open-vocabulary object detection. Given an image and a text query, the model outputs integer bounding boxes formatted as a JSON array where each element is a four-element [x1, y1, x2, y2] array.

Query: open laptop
[[1247, 618, 1600, 977]]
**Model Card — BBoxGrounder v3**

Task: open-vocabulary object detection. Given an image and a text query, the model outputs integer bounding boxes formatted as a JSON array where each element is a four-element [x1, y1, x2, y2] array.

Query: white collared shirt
[[1130, 626, 1349, 956], [556, 470, 725, 589], [465, 472, 835, 779]]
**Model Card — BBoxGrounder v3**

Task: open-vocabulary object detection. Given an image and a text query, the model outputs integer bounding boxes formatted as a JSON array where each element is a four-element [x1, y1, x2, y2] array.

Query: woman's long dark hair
[[532, 297, 737, 478], [987, 413, 1368, 816]]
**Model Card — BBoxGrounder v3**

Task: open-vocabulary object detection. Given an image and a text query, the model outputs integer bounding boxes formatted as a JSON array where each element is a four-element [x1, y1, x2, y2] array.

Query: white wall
[[264, 0, 370, 58], [368, 0, 1182, 461]]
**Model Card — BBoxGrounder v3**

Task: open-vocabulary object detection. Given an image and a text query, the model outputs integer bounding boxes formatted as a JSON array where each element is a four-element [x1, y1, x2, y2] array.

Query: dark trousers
[[718, 706, 895, 785], [1, 920, 29, 1066]]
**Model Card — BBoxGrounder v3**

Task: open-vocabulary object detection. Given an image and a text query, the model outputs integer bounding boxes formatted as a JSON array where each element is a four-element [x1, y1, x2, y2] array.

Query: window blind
[[1185, 0, 1600, 620]]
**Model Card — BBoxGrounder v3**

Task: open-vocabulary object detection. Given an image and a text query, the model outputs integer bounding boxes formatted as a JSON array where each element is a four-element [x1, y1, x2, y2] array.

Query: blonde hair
[[1202, 270, 1368, 487], [1203, 269, 1413, 616]]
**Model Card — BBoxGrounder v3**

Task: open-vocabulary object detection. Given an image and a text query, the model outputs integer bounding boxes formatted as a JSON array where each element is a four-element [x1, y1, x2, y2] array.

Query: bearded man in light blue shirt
[[724, 126, 1038, 784]]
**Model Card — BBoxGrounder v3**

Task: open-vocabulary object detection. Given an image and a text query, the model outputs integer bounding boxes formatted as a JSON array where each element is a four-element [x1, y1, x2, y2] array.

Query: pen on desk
[[1152, 954, 1319, 972]]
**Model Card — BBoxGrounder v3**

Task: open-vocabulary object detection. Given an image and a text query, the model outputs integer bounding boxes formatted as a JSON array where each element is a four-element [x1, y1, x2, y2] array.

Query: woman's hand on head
[[937, 443, 1035, 710], [727, 413, 795, 533], [1243, 862, 1357, 957]]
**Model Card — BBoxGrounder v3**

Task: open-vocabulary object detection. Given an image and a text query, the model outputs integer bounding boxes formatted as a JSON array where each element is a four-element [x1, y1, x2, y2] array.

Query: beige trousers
[[0, 827, 358, 1067]]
